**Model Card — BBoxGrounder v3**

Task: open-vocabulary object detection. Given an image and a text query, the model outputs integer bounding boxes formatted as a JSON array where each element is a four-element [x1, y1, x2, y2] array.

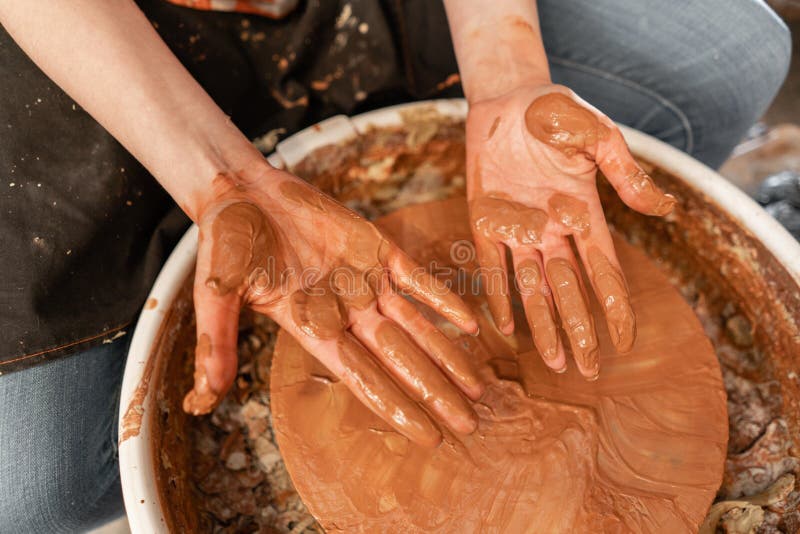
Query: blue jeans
[[0, 338, 129, 533], [0, 1, 791, 532]]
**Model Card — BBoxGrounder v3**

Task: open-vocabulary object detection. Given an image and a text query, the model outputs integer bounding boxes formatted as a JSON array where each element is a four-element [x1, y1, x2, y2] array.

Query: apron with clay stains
[[0, 0, 462, 372]]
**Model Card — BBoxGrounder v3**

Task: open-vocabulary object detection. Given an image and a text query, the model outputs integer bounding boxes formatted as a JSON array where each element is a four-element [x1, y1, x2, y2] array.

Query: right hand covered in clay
[[466, 85, 676, 379], [183, 162, 483, 447]]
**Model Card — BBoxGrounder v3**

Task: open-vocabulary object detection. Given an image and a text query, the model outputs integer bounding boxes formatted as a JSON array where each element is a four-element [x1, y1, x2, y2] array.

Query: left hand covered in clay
[[466, 84, 676, 378]]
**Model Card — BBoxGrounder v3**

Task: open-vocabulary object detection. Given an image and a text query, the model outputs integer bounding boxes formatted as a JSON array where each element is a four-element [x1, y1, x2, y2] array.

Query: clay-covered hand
[[183, 163, 482, 446], [466, 84, 676, 379]]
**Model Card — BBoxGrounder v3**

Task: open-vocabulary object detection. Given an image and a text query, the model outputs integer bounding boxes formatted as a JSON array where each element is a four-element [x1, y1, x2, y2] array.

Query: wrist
[[445, 6, 551, 104], [157, 129, 269, 222]]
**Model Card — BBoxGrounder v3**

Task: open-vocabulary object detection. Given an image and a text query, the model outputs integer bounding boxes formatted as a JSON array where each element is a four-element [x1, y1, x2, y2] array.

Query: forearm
[[443, 0, 550, 103], [0, 0, 262, 220]]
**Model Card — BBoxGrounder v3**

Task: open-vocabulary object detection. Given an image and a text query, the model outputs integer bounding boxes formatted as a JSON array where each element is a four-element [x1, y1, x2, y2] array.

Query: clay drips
[[524, 92, 609, 157], [206, 202, 279, 296], [516, 259, 561, 366], [548, 193, 591, 238], [470, 196, 548, 246], [183, 334, 221, 415], [470, 196, 548, 331], [546, 258, 598, 378], [587, 247, 635, 353]]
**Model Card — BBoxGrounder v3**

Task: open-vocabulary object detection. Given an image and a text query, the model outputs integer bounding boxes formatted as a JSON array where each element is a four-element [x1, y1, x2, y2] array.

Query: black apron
[[0, 0, 462, 372]]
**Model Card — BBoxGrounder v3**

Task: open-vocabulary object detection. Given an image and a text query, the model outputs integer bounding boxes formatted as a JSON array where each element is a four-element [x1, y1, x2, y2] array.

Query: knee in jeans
[[0, 447, 122, 533]]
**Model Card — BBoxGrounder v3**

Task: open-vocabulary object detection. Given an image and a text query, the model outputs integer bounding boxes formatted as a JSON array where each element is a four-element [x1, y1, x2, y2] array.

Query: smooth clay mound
[[270, 197, 728, 533]]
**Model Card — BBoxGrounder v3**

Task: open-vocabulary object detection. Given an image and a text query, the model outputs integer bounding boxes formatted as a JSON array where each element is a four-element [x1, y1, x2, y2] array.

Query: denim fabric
[[539, 0, 791, 168], [0, 337, 129, 533], [0, 1, 791, 532]]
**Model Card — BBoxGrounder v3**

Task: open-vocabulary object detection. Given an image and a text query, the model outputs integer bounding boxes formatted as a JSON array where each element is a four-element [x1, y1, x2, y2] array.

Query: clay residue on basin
[[270, 198, 728, 533], [146, 110, 800, 533]]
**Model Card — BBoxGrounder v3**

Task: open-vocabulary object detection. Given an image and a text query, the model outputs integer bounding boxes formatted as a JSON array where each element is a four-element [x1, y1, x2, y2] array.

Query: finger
[[542, 239, 599, 379], [334, 333, 442, 447], [596, 126, 677, 216], [281, 315, 442, 447], [473, 233, 514, 335], [383, 245, 479, 334], [511, 248, 566, 372], [183, 251, 242, 415], [378, 289, 484, 400], [572, 203, 636, 353], [349, 308, 478, 435]]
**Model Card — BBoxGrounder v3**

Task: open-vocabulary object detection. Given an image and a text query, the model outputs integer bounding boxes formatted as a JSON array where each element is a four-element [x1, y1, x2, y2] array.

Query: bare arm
[[443, 0, 550, 103], [444, 1, 676, 377], [0, 0, 258, 219], [0, 0, 482, 445]]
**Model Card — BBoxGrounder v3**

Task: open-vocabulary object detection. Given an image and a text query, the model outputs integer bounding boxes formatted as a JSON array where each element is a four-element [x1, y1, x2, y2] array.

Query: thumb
[[596, 126, 677, 216], [183, 237, 242, 416]]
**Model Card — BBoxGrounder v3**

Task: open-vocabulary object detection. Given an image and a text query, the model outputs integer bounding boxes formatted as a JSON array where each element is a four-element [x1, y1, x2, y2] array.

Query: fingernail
[[554, 364, 568, 374]]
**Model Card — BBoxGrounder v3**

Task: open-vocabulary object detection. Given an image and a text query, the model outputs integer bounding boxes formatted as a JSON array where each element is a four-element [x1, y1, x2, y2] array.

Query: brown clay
[[548, 193, 591, 237], [289, 281, 347, 340], [487, 116, 501, 139], [470, 195, 548, 331], [546, 258, 599, 378], [331, 266, 375, 311], [373, 322, 478, 435], [205, 202, 278, 296], [470, 196, 548, 246], [516, 259, 560, 365], [587, 246, 635, 353], [182, 334, 221, 415], [271, 198, 728, 533], [624, 168, 678, 216], [281, 180, 475, 329], [335, 332, 442, 448], [525, 92, 609, 157]]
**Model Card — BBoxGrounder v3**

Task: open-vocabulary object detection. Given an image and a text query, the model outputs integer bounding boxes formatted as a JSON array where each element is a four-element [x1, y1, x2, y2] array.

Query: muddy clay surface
[[148, 110, 800, 533]]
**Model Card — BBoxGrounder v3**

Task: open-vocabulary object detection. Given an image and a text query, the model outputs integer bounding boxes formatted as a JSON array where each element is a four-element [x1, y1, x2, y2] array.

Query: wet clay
[[336, 332, 441, 448], [388, 296, 482, 399], [373, 322, 477, 435], [625, 169, 678, 216], [470, 196, 548, 330], [280, 180, 390, 272], [548, 193, 591, 237], [525, 92, 609, 157], [271, 198, 727, 533], [487, 117, 501, 139], [516, 259, 560, 365], [290, 282, 347, 339], [183, 334, 221, 415], [470, 196, 548, 246], [206, 202, 279, 296], [546, 258, 599, 378], [280, 180, 475, 329], [587, 247, 635, 353]]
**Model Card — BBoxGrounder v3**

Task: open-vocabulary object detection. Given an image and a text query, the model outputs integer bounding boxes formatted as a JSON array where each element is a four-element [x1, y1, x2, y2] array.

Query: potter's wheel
[[270, 198, 728, 533]]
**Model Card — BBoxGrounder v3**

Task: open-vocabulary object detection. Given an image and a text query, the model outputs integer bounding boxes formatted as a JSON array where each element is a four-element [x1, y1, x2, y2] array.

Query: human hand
[[182, 162, 482, 447], [466, 84, 676, 379]]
